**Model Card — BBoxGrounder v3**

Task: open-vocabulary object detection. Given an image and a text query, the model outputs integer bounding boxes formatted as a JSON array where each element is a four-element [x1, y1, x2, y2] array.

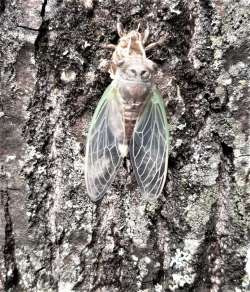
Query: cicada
[[85, 23, 169, 201]]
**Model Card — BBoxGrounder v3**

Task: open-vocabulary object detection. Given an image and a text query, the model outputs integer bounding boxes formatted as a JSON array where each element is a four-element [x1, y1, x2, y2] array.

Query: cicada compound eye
[[141, 70, 151, 80], [116, 59, 125, 67], [127, 68, 137, 79]]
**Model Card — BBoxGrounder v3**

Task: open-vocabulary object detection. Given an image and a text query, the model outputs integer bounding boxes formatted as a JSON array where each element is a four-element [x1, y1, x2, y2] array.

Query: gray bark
[[0, 0, 249, 291]]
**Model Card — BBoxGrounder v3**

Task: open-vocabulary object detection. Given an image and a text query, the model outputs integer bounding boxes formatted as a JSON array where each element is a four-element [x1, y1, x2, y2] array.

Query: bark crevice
[[1, 190, 20, 291]]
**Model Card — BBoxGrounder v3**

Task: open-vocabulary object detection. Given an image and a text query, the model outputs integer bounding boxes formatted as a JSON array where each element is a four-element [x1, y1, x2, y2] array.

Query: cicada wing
[[85, 81, 125, 201], [130, 87, 169, 200]]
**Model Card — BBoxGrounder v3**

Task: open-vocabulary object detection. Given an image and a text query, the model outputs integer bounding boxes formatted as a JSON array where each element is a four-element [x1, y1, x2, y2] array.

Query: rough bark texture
[[0, 0, 249, 291]]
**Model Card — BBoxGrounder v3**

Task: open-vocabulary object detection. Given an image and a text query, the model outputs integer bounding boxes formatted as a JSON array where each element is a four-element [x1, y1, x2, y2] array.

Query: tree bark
[[0, 0, 249, 291]]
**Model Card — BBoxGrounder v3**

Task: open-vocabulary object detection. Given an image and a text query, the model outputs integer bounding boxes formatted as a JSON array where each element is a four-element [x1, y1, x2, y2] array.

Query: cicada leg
[[117, 21, 125, 37], [100, 44, 116, 50], [145, 34, 169, 51], [142, 23, 150, 44]]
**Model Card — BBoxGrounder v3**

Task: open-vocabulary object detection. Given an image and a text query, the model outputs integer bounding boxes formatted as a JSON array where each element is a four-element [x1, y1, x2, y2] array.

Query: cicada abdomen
[[85, 23, 169, 201]]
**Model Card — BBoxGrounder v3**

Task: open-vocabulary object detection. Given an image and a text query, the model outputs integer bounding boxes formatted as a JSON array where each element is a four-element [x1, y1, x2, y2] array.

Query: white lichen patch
[[233, 133, 250, 189], [245, 247, 250, 278], [102, 234, 115, 257], [203, 155, 221, 186], [175, 139, 183, 148], [238, 80, 248, 87], [241, 247, 250, 290], [192, 56, 203, 69], [217, 72, 232, 86], [82, 0, 93, 10], [228, 61, 247, 77], [163, 242, 171, 270], [138, 256, 152, 281], [61, 70, 77, 83], [214, 49, 223, 60], [215, 86, 225, 96], [5, 155, 16, 162], [155, 283, 163, 292], [185, 189, 216, 235], [98, 58, 110, 71], [85, 71, 96, 84], [58, 281, 74, 292], [169, 238, 201, 290], [131, 254, 139, 262], [125, 200, 150, 248], [176, 123, 186, 130], [118, 248, 125, 256], [181, 139, 220, 187], [144, 256, 151, 264], [47, 123, 64, 239]]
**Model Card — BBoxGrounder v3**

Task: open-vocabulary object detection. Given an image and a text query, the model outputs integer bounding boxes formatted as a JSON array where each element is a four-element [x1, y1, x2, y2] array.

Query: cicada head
[[116, 55, 157, 84], [110, 23, 156, 79], [115, 55, 157, 101]]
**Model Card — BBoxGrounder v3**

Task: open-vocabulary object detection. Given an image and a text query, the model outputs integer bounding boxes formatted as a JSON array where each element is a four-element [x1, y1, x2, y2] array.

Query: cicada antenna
[[127, 36, 132, 55], [143, 23, 150, 44], [117, 20, 125, 37]]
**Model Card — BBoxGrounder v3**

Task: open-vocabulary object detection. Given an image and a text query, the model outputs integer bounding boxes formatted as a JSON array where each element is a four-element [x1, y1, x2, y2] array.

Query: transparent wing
[[85, 81, 125, 201], [130, 87, 169, 200]]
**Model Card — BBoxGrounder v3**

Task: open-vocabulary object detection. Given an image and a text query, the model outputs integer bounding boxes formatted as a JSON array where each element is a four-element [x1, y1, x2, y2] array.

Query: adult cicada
[[85, 23, 169, 201]]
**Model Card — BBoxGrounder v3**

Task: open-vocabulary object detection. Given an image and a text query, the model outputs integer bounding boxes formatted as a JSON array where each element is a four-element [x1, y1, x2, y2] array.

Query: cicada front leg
[[145, 35, 168, 51]]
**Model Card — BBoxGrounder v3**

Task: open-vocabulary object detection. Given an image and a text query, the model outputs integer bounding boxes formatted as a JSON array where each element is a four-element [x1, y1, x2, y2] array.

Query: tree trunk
[[0, 0, 249, 291]]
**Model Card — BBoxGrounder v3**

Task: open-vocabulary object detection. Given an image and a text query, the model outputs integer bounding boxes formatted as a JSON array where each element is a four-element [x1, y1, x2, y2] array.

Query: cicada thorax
[[109, 29, 158, 142], [118, 80, 152, 141], [115, 56, 156, 142]]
